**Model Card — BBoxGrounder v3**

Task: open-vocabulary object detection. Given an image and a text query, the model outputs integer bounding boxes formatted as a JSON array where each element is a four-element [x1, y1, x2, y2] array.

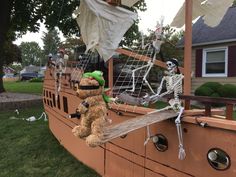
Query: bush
[[194, 86, 214, 96], [210, 92, 224, 107], [218, 84, 236, 98], [29, 78, 44, 82], [210, 92, 220, 98], [201, 82, 223, 92]]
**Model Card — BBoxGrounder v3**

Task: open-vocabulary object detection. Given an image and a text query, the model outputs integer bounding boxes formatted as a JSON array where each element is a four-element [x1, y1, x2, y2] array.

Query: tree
[[120, 0, 146, 47], [19, 42, 43, 67], [59, 37, 82, 60], [0, 41, 21, 92], [0, 0, 146, 93], [42, 29, 61, 57], [0, 0, 80, 92], [233, 0, 236, 6]]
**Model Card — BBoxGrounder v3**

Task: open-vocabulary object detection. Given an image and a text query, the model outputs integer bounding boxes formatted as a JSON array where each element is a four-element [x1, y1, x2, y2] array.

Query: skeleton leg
[[58, 72, 62, 93], [175, 107, 186, 160], [127, 62, 153, 93], [142, 62, 155, 94], [143, 106, 172, 145], [144, 125, 151, 146]]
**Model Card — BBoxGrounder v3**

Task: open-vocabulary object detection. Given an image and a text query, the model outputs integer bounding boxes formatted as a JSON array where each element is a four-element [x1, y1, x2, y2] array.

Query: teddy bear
[[72, 70, 110, 147]]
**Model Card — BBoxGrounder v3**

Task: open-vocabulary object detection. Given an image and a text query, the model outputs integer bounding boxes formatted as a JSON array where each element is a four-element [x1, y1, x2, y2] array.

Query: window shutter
[[195, 49, 203, 77], [228, 45, 236, 77]]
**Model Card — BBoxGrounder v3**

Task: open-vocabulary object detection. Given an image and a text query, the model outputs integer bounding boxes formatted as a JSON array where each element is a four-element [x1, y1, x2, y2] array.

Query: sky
[[14, 0, 185, 48]]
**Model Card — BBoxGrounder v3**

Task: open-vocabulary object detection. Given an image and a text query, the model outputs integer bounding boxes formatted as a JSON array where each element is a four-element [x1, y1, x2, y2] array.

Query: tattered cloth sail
[[77, 0, 138, 62], [121, 0, 140, 7], [171, 0, 235, 28]]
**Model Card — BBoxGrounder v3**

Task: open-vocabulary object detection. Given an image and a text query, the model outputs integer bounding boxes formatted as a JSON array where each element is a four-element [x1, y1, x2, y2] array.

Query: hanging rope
[[112, 19, 165, 113]]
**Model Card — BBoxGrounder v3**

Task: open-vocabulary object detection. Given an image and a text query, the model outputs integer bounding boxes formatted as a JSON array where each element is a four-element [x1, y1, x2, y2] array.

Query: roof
[[20, 65, 40, 74], [192, 6, 236, 46], [3, 66, 15, 73], [179, 6, 236, 47]]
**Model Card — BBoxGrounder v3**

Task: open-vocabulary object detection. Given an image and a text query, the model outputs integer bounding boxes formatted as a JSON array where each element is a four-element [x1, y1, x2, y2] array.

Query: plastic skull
[[166, 60, 177, 73]]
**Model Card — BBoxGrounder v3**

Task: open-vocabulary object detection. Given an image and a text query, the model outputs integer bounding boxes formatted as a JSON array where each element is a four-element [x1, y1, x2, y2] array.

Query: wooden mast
[[184, 0, 193, 109]]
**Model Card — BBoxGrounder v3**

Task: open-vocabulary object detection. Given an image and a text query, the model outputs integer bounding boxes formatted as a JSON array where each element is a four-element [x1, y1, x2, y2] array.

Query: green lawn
[[0, 106, 100, 177], [4, 81, 43, 95]]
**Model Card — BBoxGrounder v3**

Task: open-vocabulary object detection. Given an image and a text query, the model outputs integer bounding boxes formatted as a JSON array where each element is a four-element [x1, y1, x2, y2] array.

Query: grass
[[4, 81, 43, 95], [0, 106, 100, 177]]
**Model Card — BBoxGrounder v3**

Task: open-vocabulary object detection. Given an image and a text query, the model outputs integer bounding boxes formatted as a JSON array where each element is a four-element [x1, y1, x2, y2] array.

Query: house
[[3, 66, 15, 75], [190, 6, 236, 93], [20, 65, 40, 74], [3, 66, 19, 81]]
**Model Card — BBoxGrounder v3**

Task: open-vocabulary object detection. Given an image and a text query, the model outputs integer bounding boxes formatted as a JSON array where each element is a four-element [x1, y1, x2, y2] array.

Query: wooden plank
[[183, 0, 193, 96], [101, 110, 177, 143], [180, 95, 236, 105], [226, 104, 234, 120], [146, 159, 193, 177], [116, 48, 184, 73], [183, 116, 236, 131], [183, 109, 224, 116], [108, 58, 113, 89]]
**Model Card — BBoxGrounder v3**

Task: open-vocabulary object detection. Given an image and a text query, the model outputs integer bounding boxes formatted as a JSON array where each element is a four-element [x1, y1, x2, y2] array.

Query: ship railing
[[180, 95, 236, 120]]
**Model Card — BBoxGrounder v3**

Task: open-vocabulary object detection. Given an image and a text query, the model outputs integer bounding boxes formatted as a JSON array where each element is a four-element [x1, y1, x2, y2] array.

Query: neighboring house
[[20, 65, 40, 74], [190, 6, 236, 93], [3, 66, 15, 75], [3, 66, 19, 81]]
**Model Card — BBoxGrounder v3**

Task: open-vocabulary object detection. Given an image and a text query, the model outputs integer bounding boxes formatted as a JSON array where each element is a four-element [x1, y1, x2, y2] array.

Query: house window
[[202, 47, 228, 77]]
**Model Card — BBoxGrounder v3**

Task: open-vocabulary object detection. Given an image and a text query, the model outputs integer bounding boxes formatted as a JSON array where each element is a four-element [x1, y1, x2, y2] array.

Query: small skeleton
[[143, 58, 186, 160], [54, 51, 69, 99], [128, 20, 164, 94]]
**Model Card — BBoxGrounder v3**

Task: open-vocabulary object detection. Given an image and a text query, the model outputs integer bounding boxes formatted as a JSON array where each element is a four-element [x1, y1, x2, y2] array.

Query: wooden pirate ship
[[43, 0, 236, 176]]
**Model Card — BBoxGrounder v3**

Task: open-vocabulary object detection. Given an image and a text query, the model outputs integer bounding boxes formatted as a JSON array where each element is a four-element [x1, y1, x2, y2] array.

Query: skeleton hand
[[110, 97, 119, 105]]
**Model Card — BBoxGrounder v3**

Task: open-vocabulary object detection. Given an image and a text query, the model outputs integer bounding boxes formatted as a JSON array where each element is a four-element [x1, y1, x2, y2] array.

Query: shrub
[[29, 78, 44, 82], [194, 86, 214, 96], [210, 92, 223, 107], [201, 82, 223, 92], [218, 84, 236, 98], [210, 92, 220, 98]]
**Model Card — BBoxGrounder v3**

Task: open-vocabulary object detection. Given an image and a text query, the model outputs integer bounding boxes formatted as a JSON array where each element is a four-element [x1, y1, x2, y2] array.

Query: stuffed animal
[[72, 71, 110, 147]]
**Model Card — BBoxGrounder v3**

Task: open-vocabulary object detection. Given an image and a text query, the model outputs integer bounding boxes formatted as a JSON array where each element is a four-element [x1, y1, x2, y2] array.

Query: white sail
[[121, 0, 140, 7], [171, 0, 235, 28], [77, 0, 138, 62]]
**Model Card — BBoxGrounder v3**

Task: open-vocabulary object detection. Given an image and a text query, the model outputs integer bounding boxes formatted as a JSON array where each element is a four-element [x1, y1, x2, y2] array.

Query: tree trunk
[[0, 0, 12, 93], [0, 62, 5, 93]]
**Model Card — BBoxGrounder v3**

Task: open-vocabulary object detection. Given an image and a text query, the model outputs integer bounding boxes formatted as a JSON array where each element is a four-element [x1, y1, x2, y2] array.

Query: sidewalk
[[0, 92, 42, 111]]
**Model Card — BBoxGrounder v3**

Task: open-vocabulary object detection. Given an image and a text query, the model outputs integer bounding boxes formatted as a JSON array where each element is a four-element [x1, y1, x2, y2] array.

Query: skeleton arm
[[151, 74, 184, 101], [145, 77, 166, 104]]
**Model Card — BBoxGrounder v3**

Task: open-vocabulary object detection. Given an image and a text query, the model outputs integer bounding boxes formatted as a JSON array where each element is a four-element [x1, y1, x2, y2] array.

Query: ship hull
[[43, 68, 236, 177]]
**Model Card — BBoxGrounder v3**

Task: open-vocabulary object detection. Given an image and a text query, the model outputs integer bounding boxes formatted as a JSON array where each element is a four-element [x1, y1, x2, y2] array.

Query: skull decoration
[[166, 58, 180, 75]]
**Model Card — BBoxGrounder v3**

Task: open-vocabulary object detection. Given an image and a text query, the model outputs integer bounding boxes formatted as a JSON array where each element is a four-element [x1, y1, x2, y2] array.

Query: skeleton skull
[[166, 58, 180, 75], [166, 61, 176, 73]]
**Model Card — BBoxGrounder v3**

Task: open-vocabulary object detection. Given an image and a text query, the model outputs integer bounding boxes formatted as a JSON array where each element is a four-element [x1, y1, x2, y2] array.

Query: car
[[20, 73, 44, 81], [3, 73, 15, 78]]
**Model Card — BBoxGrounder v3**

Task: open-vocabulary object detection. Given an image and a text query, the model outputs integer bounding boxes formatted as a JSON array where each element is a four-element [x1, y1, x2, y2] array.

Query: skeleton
[[128, 20, 164, 94], [143, 58, 186, 160], [54, 52, 69, 99]]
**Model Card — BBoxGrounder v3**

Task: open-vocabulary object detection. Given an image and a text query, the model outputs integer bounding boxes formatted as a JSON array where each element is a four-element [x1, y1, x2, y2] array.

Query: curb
[[0, 99, 43, 111]]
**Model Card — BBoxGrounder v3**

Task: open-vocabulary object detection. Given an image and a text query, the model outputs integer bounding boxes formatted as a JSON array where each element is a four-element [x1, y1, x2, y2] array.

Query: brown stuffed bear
[[72, 71, 110, 147]]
